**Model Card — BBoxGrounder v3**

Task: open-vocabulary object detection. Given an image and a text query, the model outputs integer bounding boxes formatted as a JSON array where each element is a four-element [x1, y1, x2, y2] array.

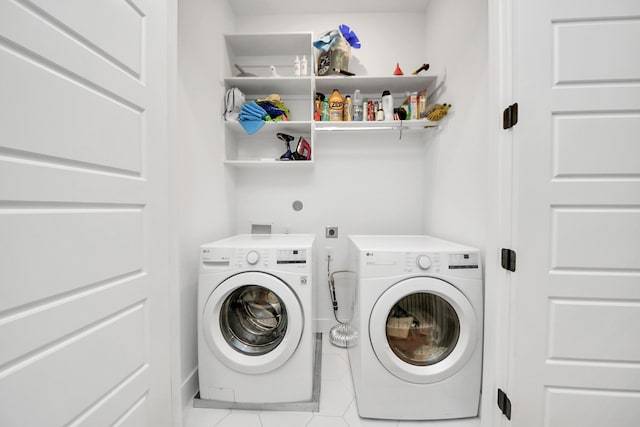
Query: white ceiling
[[229, 0, 431, 16]]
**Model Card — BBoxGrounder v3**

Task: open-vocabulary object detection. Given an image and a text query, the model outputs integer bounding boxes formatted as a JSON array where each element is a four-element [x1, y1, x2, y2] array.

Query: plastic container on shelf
[[382, 90, 394, 121], [294, 56, 301, 76], [343, 95, 352, 121], [329, 89, 344, 122], [321, 100, 330, 121], [352, 90, 363, 121]]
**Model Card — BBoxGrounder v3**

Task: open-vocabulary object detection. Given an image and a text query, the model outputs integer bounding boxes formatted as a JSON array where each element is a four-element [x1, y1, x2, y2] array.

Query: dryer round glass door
[[203, 271, 304, 374], [386, 293, 460, 366], [369, 277, 478, 384]]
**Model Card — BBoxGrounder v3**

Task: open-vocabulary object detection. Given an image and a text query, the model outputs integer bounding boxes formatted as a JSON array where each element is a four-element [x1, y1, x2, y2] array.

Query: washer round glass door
[[369, 277, 478, 384], [203, 271, 304, 374]]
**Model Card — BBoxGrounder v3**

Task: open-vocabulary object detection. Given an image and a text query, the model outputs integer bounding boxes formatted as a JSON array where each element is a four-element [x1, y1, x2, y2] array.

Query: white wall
[[234, 13, 431, 332], [175, 0, 236, 406], [422, 0, 489, 252], [175, 3, 489, 407]]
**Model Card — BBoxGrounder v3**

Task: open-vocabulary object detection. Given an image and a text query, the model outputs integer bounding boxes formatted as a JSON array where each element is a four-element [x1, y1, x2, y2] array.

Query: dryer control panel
[[277, 248, 308, 264], [360, 250, 481, 279]]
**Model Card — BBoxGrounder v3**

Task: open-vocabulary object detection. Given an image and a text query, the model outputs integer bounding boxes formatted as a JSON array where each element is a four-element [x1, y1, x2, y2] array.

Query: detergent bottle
[[352, 89, 363, 121], [382, 90, 394, 121], [343, 95, 352, 121], [329, 89, 343, 121], [321, 100, 330, 121]]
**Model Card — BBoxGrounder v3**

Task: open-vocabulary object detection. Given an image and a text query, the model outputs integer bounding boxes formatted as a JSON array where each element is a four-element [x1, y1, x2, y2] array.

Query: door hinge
[[497, 388, 512, 420], [501, 248, 516, 272], [503, 102, 518, 129]]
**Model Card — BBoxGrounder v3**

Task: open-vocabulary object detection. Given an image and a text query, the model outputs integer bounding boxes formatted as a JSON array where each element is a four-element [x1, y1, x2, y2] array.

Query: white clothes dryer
[[348, 235, 483, 420], [197, 234, 315, 403]]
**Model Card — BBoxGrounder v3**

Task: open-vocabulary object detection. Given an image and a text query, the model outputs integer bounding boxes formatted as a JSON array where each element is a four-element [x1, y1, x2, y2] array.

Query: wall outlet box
[[325, 226, 338, 238]]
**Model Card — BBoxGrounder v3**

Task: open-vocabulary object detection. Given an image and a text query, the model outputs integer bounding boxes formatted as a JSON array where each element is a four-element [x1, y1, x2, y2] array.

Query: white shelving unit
[[223, 32, 314, 167], [222, 32, 439, 167]]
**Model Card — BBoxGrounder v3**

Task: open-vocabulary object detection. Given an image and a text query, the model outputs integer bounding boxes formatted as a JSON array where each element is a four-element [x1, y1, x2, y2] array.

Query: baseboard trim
[[181, 367, 199, 408]]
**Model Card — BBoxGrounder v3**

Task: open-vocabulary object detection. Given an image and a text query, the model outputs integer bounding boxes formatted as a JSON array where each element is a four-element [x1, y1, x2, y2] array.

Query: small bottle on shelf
[[343, 95, 352, 121], [352, 90, 363, 121], [321, 100, 330, 121], [367, 99, 375, 121], [294, 56, 301, 76], [376, 101, 384, 121], [301, 55, 308, 76]]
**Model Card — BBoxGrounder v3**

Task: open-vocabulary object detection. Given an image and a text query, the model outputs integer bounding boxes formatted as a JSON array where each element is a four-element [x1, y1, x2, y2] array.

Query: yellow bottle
[[329, 89, 343, 122], [343, 95, 352, 121]]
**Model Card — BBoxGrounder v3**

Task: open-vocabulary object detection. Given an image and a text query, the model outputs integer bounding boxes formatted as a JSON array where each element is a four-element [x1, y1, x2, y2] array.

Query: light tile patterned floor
[[184, 335, 481, 427]]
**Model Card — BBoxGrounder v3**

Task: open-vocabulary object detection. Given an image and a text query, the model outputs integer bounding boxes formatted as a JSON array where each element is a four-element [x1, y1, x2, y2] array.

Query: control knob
[[246, 250, 260, 265], [416, 255, 431, 270]]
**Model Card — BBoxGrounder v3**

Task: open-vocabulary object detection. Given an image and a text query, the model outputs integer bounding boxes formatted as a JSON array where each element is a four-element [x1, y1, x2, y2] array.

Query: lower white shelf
[[224, 159, 315, 168], [314, 120, 438, 132]]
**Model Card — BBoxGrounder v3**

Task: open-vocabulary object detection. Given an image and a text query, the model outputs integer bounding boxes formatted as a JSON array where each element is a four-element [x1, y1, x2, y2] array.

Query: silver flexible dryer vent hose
[[327, 255, 357, 348]]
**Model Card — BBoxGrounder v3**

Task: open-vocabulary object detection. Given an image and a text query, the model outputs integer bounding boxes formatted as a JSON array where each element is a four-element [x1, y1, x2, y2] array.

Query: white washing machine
[[197, 234, 315, 403], [348, 235, 483, 420]]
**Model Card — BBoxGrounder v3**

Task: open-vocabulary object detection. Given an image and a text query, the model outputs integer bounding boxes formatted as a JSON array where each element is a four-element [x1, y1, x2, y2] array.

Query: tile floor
[[184, 335, 481, 427]]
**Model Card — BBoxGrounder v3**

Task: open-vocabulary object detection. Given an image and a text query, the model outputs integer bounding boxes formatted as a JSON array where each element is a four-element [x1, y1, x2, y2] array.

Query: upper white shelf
[[229, 0, 430, 16], [224, 77, 313, 95], [315, 75, 437, 97], [224, 32, 313, 58], [223, 32, 313, 79]]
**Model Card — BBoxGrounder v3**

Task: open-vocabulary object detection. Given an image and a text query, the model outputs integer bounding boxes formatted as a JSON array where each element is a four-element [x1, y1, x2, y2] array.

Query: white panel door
[[509, 0, 640, 425], [0, 0, 171, 426]]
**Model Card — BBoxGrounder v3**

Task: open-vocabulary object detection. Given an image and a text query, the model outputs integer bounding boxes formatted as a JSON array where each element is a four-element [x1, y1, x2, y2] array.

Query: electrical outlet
[[325, 226, 338, 238], [324, 247, 334, 260]]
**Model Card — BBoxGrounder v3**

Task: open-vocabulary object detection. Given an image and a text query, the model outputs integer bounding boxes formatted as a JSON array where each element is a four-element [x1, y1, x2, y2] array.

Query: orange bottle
[[329, 89, 343, 121]]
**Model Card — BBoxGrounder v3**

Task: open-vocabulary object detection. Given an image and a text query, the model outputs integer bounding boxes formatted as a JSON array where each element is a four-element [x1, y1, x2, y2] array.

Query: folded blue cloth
[[239, 119, 265, 135], [239, 101, 268, 135]]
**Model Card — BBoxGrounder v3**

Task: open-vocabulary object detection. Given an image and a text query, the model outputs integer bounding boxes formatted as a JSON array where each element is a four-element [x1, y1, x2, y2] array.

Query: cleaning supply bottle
[[301, 55, 308, 76], [321, 100, 330, 121], [367, 99, 375, 121], [314, 92, 325, 121], [352, 90, 363, 121], [329, 89, 343, 121], [343, 95, 352, 121], [294, 56, 301, 76], [382, 90, 394, 121], [376, 101, 384, 121]]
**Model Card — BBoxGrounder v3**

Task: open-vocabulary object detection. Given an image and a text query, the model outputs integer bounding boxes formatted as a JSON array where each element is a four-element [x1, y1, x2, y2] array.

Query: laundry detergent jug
[[329, 89, 344, 121]]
